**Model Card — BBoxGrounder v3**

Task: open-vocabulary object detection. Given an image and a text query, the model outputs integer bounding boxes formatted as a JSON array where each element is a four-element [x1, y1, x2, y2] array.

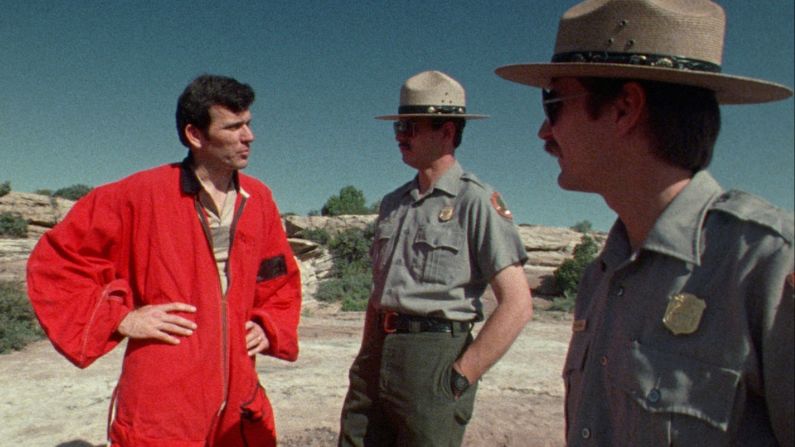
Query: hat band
[[552, 51, 722, 73], [398, 105, 467, 115]]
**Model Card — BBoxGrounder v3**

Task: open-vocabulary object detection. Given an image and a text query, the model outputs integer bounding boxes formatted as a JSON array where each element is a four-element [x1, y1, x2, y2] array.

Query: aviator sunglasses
[[542, 89, 589, 125], [393, 120, 419, 137]]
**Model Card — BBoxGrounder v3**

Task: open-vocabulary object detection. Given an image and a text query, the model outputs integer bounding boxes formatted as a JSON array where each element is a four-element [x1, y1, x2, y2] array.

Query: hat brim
[[495, 63, 793, 105], [375, 113, 489, 121]]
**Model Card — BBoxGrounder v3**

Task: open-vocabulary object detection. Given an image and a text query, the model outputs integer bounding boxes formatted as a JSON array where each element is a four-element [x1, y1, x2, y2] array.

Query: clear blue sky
[[2, 1, 792, 231]]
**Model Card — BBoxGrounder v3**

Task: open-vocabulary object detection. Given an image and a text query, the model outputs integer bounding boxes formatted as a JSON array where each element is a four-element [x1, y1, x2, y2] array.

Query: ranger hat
[[376, 70, 488, 120], [495, 0, 793, 104]]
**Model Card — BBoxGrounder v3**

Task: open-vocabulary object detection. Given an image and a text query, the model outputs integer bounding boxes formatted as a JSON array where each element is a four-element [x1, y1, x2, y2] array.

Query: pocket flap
[[562, 334, 589, 377], [609, 341, 740, 431], [375, 222, 396, 241], [414, 226, 464, 251]]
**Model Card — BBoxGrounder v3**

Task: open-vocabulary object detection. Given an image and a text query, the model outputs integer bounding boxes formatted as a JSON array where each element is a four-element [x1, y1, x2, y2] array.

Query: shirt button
[[647, 389, 661, 403], [395, 259, 403, 266], [600, 356, 608, 366], [616, 287, 625, 297], [581, 428, 591, 439]]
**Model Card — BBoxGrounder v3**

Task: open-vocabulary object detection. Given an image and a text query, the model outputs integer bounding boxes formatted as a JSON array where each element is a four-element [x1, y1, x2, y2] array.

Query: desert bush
[[301, 227, 331, 245], [0, 181, 10, 197], [315, 271, 371, 311], [548, 290, 577, 313], [53, 184, 92, 201], [328, 227, 373, 275], [0, 212, 28, 238], [552, 234, 600, 311], [570, 220, 593, 233], [314, 226, 374, 311], [321, 185, 370, 216], [0, 281, 44, 354]]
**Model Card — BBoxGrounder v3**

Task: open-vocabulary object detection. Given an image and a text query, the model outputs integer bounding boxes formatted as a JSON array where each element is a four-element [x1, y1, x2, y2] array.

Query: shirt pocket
[[608, 340, 740, 443], [413, 226, 465, 284]]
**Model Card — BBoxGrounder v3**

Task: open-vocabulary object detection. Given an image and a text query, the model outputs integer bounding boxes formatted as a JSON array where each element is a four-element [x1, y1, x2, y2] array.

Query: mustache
[[544, 141, 560, 155]]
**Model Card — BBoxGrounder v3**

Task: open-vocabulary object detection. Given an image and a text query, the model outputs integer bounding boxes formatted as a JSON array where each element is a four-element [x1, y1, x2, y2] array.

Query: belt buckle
[[383, 311, 398, 334]]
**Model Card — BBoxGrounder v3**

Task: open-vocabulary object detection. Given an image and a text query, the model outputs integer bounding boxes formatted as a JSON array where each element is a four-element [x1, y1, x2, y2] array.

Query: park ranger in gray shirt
[[338, 70, 533, 447], [496, 0, 794, 445]]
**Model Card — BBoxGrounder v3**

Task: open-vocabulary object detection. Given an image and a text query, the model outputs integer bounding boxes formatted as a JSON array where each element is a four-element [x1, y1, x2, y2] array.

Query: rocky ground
[[0, 302, 571, 447]]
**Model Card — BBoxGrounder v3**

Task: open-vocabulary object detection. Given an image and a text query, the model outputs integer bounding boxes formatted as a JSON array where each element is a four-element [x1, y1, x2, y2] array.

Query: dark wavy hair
[[580, 77, 720, 173], [176, 74, 255, 148]]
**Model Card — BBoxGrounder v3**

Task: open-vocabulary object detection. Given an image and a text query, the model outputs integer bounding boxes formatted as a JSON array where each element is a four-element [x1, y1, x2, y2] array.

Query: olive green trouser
[[338, 329, 477, 447]]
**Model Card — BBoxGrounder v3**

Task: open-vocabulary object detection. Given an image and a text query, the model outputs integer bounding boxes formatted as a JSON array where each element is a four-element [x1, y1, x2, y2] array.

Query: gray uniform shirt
[[371, 161, 528, 321], [564, 171, 794, 446]]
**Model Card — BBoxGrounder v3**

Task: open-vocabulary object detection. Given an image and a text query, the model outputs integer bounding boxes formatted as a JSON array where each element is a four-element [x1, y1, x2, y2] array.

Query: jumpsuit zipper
[[195, 191, 249, 442]]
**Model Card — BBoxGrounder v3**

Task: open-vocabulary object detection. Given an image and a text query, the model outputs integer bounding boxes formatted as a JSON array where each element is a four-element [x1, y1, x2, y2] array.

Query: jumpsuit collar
[[179, 154, 240, 196]]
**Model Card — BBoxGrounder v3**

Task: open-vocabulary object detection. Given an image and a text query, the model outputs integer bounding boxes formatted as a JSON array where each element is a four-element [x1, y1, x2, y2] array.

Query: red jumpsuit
[[26, 160, 302, 446]]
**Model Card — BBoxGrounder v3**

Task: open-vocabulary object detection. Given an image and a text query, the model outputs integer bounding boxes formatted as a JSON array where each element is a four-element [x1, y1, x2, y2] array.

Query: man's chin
[[557, 175, 580, 192]]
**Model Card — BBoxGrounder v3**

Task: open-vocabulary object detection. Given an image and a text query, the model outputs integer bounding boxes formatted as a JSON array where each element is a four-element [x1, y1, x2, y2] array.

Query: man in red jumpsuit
[[26, 74, 302, 446]]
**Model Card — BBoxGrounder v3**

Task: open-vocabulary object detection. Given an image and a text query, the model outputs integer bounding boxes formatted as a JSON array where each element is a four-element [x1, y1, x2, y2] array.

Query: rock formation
[[1, 192, 604, 298]]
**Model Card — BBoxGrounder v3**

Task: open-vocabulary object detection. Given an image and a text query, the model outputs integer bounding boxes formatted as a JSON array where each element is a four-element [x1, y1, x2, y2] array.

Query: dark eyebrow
[[222, 118, 252, 130]]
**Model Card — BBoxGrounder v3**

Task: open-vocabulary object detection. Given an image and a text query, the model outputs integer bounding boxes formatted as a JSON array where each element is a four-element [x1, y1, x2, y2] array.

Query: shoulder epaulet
[[460, 171, 485, 189], [710, 190, 794, 243]]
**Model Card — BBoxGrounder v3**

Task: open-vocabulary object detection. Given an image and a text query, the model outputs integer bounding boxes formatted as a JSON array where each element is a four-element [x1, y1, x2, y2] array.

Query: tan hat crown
[[495, 0, 793, 104], [376, 70, 488, 120], [554, 0, 725, 69], [399, 71, 466, 115]]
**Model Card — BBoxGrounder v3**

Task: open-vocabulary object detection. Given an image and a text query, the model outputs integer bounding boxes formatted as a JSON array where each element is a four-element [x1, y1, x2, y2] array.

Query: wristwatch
[[450, 368, 470, 397]]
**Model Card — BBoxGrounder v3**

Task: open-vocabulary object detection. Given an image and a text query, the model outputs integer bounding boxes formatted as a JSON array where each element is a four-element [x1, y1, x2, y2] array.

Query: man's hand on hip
[[117, 302, 197, 345]]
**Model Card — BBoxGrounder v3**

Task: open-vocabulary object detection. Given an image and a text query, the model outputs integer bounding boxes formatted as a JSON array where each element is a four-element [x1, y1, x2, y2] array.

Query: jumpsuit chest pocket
[[413, 226, 465, 284], [608, 340, 741, 443]]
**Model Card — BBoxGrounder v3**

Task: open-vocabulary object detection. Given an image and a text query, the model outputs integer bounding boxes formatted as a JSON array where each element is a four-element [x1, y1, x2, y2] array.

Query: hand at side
[[245, 321, 270, 356]]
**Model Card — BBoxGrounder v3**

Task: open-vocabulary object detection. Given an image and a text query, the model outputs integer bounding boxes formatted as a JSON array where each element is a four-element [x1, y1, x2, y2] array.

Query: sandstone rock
[[518, 224, 583, 252], [0, 192, 74, 227], [0, 238, 37, 283], [1, 201, 605, 300], [283, 214, 376, 238], [290, 238, 334, 303]]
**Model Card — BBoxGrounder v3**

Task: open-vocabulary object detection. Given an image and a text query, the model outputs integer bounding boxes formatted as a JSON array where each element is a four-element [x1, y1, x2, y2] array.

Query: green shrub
[[553, 234, 600, 307], [548, 290, 577, 313], [54, 184, 92, 201], [0, 212, 28, 238], [570, 220, 593, 233], [34, 189, 53, 197], [314, 226, 374, 311], [301, 227, 331, 245], [321, 185, 370, 216], [0, 281, 44, 354], [0, 181, 10, 197], [315, 271, 371, 311], [328, 227, 373, 275]]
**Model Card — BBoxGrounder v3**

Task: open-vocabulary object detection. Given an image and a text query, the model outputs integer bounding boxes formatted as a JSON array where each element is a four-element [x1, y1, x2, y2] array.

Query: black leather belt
[[381, 312, 473, 334]]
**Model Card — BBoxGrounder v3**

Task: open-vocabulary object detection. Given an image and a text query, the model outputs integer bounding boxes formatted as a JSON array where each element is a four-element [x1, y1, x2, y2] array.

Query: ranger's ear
[[614, 81, 647, 135]]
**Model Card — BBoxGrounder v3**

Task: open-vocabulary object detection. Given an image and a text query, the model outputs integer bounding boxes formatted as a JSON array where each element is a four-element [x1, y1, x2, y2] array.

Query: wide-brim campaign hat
[[376, 70, 488, 120], [495, 0, 793, 104]]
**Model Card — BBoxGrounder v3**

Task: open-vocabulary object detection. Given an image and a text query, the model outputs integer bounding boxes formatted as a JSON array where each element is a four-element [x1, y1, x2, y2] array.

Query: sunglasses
[[393, 120, 419, 137], [542, 89, 589, 125]]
